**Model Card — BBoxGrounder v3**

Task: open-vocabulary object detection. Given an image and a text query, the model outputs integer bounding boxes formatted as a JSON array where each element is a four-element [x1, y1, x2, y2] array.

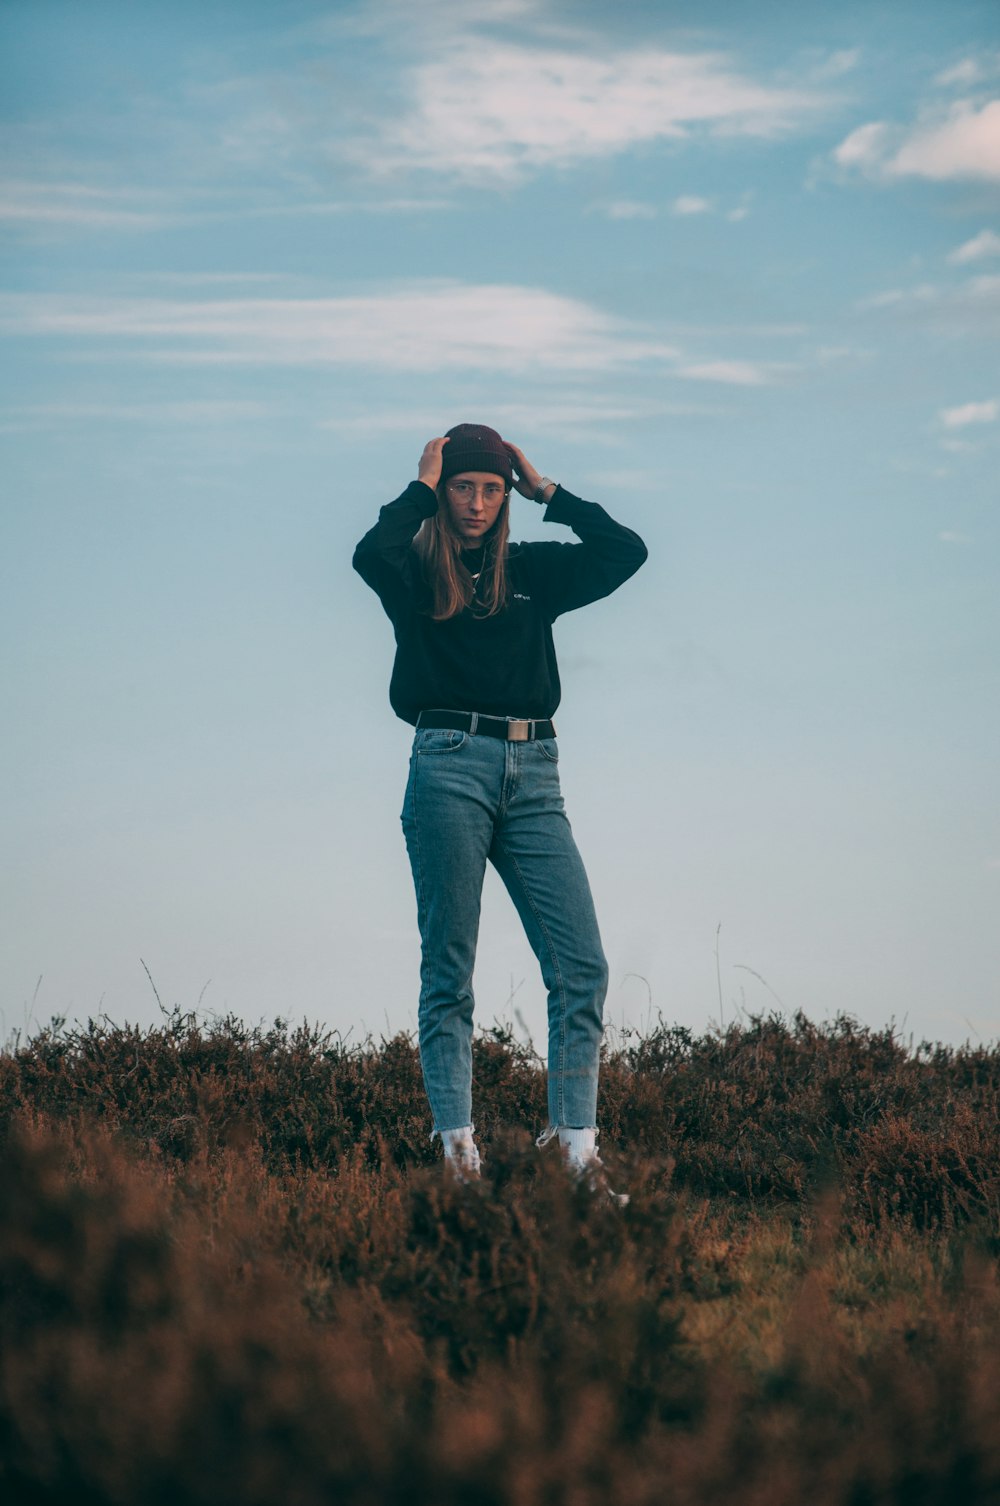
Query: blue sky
[[2, 0, 998, 1052]]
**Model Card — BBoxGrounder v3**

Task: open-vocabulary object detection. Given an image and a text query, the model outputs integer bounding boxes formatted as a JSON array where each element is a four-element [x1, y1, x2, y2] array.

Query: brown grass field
[[2, 1007, 1000, 1504]]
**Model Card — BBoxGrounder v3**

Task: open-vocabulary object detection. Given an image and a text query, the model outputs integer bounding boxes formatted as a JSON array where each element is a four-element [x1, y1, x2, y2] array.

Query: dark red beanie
[[440, 423, 513, 487]]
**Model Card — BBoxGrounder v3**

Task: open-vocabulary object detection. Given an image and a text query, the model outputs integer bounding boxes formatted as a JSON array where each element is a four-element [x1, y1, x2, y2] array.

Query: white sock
[[440, 1124, 481, 1171], [557, 1126, 597, 1168]]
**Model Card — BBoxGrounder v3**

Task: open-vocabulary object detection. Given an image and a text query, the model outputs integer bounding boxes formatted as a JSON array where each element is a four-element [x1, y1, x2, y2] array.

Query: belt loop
[[469, 711, 478, 735]]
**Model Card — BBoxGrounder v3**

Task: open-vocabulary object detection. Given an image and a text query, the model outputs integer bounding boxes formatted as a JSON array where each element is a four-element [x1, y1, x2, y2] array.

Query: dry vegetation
[[2, 1008, 1000, 1504]]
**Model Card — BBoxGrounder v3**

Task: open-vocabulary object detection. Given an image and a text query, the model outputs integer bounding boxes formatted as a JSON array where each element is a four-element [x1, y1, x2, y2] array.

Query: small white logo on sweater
[[513, 592, 531, 601]]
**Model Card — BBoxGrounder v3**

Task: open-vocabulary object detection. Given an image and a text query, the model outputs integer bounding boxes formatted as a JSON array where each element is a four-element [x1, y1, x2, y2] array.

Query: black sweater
[[352, 481, 648, 726]]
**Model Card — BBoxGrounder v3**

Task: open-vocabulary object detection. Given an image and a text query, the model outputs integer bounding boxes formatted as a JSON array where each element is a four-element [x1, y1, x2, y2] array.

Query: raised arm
[[352, 437, 448, 609], [503, 439, 648, 619]]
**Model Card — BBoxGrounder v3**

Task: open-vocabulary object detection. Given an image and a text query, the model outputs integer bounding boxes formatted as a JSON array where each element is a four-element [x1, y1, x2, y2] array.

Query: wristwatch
[[533, 477, 557, 503]]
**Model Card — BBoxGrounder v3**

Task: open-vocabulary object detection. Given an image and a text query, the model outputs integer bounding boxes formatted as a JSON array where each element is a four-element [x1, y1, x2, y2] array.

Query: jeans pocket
[[415, 729, 469, 754], [535, 737, 559, 763]]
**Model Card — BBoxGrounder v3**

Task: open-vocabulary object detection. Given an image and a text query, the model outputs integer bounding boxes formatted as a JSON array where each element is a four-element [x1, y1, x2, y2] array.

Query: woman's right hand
[[418, 436, 449, 491]]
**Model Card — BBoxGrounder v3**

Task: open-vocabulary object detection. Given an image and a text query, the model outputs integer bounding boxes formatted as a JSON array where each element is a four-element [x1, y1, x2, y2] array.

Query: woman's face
[[442, 471, 507, 542]]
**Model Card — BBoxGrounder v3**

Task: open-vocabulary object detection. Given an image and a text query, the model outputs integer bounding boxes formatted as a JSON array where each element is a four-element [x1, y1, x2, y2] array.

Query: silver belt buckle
[[506, 719, 530, 741]]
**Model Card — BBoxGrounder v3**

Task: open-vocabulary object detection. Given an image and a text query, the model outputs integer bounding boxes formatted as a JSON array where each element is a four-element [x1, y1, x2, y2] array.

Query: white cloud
[[0, 283, 796, 396], [861, 284, 937, 309], [859, 274, 1000, 336], [727, 206, 750, 222], [0, 174, 449, 234], [676, 360, 774, 386], [354, 43, 828, 181], [935, 59, 983, 89], [237, 198, 456, 218], [0, 282, 681, 374], [6, 401, 268, 425], [894, 100, 1000, 181], [939, 399, 999, 428], [934, 56, 1000, 90], [832, 121, 893, 171], [939, 530, 973, 544], [672, 195, 711, 216], [322, 395, 715, 442], [123, 272, 292, 287], [815, 49, 862, 79], [948, 229, 1000, 264], [597, 199, 658, 220], [834, 100, 1000, 183], [0, 180, 173, 230]]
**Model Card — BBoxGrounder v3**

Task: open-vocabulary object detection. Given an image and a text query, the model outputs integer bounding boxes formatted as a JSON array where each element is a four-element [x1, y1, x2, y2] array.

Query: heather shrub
[[3, 1010, 1000, 1503], [0, 1121, 405, 1505], [5, 1007, 999, 1232], [3, 1110, 1000, 1505]]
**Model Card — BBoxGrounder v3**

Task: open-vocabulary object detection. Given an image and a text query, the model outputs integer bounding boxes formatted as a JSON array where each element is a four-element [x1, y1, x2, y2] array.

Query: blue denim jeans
[[401, 727, 609, 1140]]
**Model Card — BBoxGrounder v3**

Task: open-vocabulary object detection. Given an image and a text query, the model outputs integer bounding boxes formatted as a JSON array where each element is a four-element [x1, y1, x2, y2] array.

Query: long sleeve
[[354, 479, 647, 724], [524, 486, 648, 621], [352, 481, 439, 619]]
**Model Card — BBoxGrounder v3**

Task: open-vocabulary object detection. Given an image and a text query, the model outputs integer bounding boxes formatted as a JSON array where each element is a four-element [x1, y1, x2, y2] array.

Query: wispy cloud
[[0, 180, 175, 230], [834, 99, 1000, 183], [815, 344, 874, 366], [935, 59, 983, 89], [832, 121, 893, 172], [593, 193, 751, 222], [4, 401, 269, 425], [122, 273, 292, 287], [231, 198, 456, 218], [594, 199, 658, 220], [861, 284, 938, 309], [939, 530, 973, 543], [676, 359, 781, 386], [814, 48, 862, 80], [939, 398, 999, 429], [352, 43, 829, 182], [859, 274, 1000, 336], [672, 195, 712, 216], [0, 281, 802, 395], [948, 229, 1000, 264], [0, 282, 681, 373], [321, 394, 716, 443], [935, 55, 1000, 89], [0, 173, 449, 235]]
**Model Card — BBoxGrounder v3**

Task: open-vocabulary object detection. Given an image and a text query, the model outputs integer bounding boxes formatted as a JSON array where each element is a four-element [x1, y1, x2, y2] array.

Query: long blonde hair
[[413, 486, 511, 620]]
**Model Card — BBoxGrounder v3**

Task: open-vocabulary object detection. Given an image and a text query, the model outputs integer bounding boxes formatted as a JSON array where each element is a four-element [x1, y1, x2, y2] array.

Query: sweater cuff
[[541, 484, 581, 524], [410, 479, 441, 518]]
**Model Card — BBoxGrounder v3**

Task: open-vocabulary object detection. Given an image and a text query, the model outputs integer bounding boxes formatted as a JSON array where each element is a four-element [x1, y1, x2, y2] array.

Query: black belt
[[417, 710, 556, 742]]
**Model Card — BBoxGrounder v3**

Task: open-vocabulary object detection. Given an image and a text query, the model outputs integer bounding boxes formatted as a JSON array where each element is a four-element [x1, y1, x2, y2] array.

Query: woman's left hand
[[504, 441, 543, 499]]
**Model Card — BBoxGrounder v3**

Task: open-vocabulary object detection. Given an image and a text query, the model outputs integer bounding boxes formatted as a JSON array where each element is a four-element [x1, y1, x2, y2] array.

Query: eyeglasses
[[446, 480, 507, 501]]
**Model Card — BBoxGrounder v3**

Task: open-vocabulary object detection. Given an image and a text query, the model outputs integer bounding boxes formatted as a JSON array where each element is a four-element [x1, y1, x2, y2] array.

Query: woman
[[353, 423, 647, 1201]]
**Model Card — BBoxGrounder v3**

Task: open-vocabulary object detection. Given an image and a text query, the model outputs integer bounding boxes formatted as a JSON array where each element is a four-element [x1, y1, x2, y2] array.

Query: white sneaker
[[439, 1124, 482, 1182], [536, 1125, 630, 1207]]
